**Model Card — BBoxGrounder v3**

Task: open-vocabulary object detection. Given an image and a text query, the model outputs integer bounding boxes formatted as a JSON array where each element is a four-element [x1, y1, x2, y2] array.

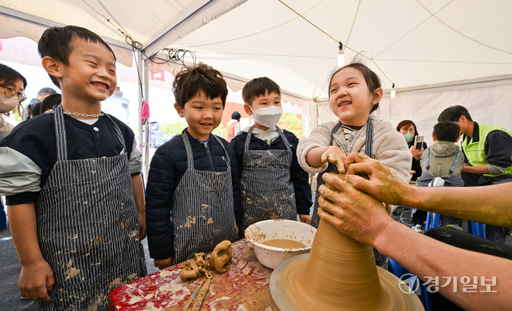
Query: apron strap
[[53, 104, 68, 161], [330, 119, 373, 158], [244, 125, 255, 153], [103, 113, 127, 152], [181, 129, 195, 170], [275, 126, 292, 153], [212, 135, 231, 168]]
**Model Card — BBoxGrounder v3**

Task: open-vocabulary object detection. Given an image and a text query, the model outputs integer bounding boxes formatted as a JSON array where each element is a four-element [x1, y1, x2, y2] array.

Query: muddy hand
[[320, 146, 347, 173], [343, 153, 413, 205], [317, 173, 392, 247]]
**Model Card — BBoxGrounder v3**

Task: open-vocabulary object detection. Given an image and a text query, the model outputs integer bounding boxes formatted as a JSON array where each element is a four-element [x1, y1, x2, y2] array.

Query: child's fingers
[[46, 270, 55, 291], [317, 207, 344, 229]]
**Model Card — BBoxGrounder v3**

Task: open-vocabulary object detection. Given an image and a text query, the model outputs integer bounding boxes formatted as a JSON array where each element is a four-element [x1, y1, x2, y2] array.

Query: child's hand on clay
[[321, 146, 347, 173]]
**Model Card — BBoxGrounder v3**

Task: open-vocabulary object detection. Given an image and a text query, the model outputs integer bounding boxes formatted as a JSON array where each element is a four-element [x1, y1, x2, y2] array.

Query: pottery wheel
[[269, 219, 424, 311]]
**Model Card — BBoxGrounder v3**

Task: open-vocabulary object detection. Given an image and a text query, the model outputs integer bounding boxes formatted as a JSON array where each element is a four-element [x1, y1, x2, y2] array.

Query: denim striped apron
[[310, 120, 387, 269], [171, 130, 238, 264], [36, 104, 146, 310], [240, 126, 297, 230]]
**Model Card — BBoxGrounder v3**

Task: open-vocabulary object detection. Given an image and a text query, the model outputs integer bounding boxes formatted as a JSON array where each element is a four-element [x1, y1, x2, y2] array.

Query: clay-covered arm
[[462, 164, 489, 174], [316, 174, 512, 311], [8, 203, 55, 301], [344, 153, 512, 228]]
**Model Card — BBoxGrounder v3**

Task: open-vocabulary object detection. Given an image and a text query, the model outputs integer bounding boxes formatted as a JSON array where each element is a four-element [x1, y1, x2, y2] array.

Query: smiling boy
[[0, 26, 146, 310], [231, 77, 312, 234], [145, 63, 241, 269]]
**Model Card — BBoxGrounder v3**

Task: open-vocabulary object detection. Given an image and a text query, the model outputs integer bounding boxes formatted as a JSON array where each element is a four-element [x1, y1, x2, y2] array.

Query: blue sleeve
[[485, 130, 512, 168], [225, 140, 243, 225], [287, 132, 313, 215], [145, 144, 177, 260]]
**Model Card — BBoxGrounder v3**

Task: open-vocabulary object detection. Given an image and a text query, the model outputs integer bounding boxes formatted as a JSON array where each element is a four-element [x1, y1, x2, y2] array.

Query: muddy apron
[[36, 104, 146, 311], [240, 126, 297, 230], [172, 130, 238, 264], [310, 120, 387, 269]]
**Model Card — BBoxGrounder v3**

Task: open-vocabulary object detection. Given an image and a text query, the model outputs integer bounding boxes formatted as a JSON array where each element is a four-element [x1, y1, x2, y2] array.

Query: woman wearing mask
[[0, 64, 27, 139], [0, 64, 27, 229], [397, 120, 427, 182]]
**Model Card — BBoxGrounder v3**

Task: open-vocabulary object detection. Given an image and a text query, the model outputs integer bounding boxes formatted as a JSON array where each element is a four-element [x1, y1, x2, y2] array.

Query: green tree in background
[[278, 112, 304, 138]]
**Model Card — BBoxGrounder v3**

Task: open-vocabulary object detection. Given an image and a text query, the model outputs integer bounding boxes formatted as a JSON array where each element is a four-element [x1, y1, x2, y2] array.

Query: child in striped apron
[[230, 77, 313, 235], [145, 64, 240, 269], [0, 26, 146, 310]]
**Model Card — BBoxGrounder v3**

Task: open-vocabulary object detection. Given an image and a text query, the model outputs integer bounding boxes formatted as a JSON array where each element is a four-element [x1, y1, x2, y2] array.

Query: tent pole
[[143, 58, 150, 181], [137, 50, 144, 165]]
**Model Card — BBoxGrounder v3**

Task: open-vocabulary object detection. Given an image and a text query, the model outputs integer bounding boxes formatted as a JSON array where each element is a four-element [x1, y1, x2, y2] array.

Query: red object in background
[[0, 40, 3, 51], [141, 100, 150, 120], [109, 239, 272, 310]]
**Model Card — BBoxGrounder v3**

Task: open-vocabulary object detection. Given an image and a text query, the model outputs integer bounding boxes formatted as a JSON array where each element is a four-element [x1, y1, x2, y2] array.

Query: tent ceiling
[[171, 0, 512, 99], [1, 0, 511, 100]]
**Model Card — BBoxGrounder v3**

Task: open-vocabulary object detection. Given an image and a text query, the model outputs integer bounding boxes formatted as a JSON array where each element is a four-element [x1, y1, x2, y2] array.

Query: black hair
[[329, 62, 382, 113], [38, 26, 116, 88], [0, 64, 27, 116], [37, 87, 57, 97], [40, 94, 62, 114], [396, 120, 419, 136], [30, 101, 43, 118], [433, 121, 460, 142], [242, 77, 281, 106], [231, 111, 241, 120], [438, 105, 473, 122], [0, 64, 27, 89], [172, 63, 228, 108]]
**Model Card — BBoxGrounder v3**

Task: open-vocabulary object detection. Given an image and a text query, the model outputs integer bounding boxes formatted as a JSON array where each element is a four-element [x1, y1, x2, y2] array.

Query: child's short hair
[[433, 121, 460, 142], [38, 26, 116, 88], [242, 77, 281, 106], [438, 105, 473, 122], [173, 63, 228, 108]]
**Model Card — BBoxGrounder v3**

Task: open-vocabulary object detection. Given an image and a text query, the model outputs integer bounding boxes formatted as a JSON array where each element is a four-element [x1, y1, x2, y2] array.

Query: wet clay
[[261, 239, 306, 249], [270, 219, 423, 310], [181, 253, 209, 280], [209, 240, 232, 273]]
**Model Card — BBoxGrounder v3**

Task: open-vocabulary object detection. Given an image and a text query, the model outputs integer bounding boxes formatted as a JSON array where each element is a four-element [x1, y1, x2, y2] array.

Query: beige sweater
[[297, 118, 412, 183]]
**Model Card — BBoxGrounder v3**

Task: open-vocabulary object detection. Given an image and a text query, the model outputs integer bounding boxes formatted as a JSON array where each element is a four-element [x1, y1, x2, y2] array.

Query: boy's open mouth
[[338, 101, 351, 107], [92, 82, 109, 90]]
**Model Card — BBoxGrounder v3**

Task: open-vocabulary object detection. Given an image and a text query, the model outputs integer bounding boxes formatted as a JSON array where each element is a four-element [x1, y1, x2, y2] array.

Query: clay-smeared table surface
[[109, 239, 272, 310]]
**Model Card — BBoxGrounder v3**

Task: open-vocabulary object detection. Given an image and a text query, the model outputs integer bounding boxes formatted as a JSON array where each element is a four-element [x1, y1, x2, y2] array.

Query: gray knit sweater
[[297, 118, 412, 183]]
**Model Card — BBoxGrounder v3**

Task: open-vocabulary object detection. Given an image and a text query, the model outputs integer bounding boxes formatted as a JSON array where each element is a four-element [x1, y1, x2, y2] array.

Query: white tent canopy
[[1, 0, 512, 142]]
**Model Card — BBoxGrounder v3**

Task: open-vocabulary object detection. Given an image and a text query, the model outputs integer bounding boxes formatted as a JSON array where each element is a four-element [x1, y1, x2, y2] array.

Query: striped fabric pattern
[[36, 105, 146, 310], [171, 130, 238, 264], [240, 126, 297, 229]]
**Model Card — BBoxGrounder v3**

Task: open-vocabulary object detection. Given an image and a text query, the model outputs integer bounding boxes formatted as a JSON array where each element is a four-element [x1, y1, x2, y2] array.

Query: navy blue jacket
[[145, 131, 242, 260], [231, 129, 312, 215]]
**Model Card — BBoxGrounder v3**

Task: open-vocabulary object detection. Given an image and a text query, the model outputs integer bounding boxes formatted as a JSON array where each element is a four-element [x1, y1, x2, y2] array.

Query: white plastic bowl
[[245, 219, 317, 269]]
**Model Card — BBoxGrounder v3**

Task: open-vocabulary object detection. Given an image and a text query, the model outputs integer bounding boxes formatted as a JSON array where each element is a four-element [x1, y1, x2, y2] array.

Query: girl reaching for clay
[[297, 62, 411, 269]]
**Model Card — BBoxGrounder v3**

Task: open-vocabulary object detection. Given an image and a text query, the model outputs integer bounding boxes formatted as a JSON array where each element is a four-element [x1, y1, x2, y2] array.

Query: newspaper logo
[[399, 273, 420, 295]]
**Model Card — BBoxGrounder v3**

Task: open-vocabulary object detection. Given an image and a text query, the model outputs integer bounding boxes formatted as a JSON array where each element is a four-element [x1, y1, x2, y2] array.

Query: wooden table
[[109, 239, 272, 310]]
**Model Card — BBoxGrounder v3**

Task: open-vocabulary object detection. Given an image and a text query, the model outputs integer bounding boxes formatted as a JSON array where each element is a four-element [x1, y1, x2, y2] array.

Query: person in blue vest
[[438, 105, 512, 244]]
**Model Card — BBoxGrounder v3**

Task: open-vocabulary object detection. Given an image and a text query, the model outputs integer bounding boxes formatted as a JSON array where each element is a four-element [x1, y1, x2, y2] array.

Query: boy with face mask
[[231, 77, 312, 235]]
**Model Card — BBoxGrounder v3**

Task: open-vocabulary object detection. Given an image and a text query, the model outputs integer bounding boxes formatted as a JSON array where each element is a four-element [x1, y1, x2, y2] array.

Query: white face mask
[[250, 105, 283, 129], [0, 93, 19, 114]]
